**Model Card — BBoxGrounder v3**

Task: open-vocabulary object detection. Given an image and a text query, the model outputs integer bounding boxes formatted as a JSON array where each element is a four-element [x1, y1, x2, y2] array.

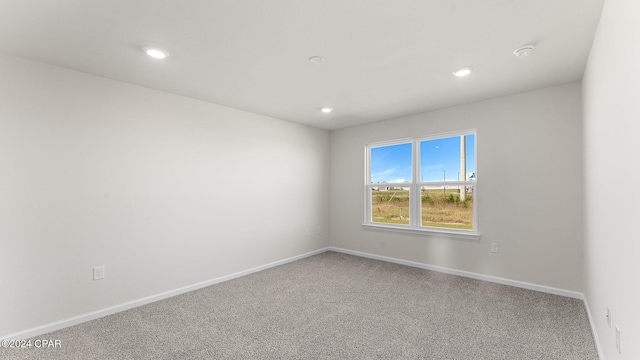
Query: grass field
[[371, 188, 473, 230]]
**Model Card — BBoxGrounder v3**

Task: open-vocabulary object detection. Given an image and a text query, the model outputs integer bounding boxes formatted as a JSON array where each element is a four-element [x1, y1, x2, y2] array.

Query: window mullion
[[411, 139, 419, 229]]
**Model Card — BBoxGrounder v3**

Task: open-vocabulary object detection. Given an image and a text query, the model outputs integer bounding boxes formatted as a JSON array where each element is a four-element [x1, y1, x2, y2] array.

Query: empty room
[[1, 0, 638, 359]]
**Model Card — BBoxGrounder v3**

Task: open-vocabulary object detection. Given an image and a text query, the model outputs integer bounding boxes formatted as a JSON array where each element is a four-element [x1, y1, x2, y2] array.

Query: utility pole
[[460, 136, 466, 201]]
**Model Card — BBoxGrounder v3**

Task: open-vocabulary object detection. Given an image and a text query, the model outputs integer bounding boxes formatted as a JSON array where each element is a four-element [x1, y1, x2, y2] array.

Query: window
[[364, 130, 478, 239]]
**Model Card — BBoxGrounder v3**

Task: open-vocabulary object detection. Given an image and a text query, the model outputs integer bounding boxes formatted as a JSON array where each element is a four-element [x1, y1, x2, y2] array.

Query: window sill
[[362, 223, 481, 241]]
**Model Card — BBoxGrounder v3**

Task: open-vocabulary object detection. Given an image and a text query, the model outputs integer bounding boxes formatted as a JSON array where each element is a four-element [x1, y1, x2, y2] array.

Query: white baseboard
[[329, 246, 604, 360], [328, 246, 606, 359], [328, 246, 583, 299], [582, 296, 605, 360], [4, 245, 604, 360], [2, 247, 329, 341]]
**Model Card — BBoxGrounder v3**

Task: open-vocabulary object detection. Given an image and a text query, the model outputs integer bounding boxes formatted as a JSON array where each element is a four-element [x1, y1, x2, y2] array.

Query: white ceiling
[[0, 0, 604, 130]]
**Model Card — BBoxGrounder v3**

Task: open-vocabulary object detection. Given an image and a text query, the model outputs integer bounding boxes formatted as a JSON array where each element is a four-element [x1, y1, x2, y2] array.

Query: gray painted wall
[[0, 53, 331, 337], [329, 83, 584, 292], [583, 0, 640, 357]]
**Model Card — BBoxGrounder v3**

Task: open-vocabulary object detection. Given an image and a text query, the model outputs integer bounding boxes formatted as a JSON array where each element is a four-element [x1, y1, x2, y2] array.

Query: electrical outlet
[[93, 266, 105, 280], [615, 325, 621, 354], [606, 307, 611, 327], [316, 226, 321, 234], [490, 242, 500, 253], [305, 228, 309, 236]]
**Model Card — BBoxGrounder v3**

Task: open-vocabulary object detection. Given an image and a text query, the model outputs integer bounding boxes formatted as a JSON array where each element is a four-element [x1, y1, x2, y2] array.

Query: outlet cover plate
[[93, 266, 105, 280]]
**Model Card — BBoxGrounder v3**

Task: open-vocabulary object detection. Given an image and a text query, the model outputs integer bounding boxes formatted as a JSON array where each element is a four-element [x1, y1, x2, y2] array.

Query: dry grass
[[371, 188, 473, 229]]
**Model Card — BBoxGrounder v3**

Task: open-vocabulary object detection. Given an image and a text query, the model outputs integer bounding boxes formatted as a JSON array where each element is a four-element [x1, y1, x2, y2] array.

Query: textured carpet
[[2, 251, 598, 359]]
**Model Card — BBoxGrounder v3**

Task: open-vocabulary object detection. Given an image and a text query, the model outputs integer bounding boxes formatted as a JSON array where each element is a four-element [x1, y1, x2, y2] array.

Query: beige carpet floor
[[1, 251, 598, 359]]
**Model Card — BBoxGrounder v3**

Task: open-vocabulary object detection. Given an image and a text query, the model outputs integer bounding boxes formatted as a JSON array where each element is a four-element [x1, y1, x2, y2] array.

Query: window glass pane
[[371, 186, 410, 225], [421, 185, 474, 230], [420, 134, 475, 182], [465, 134, 476, 181], [370, 143, 412, 184]]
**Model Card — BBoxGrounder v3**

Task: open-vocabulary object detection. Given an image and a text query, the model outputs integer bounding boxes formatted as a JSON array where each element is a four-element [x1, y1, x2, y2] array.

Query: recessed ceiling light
[[513, 45, 534, 58], [309, 56, 325, 64], [453, 67, 473, 77], [321, 107, 333, 113], [143, 46, 169, 59]]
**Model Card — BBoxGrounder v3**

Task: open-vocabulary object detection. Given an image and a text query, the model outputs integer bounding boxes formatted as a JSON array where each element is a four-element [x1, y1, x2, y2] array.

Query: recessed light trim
[[453, 67, 473, 77], [309, 56, 325, 64], [143, 46, 169, 59], [513, 45, 534, 58], [321, 107, 333, 113]]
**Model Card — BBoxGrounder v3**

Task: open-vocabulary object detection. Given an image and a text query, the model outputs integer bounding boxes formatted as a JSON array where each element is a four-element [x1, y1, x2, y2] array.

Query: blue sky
[[370, 135, 475, 183]]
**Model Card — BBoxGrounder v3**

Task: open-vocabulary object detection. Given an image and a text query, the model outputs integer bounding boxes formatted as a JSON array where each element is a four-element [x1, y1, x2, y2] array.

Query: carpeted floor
[[1, 251, 598, 359]]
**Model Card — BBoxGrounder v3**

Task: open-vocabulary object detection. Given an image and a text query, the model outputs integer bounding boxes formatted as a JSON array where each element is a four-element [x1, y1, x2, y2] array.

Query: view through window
[[366, 131, 476, 234]]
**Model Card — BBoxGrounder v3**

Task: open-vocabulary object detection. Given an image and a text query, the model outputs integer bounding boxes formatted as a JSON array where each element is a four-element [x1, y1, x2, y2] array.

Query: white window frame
[[363, 130, 479, 240]]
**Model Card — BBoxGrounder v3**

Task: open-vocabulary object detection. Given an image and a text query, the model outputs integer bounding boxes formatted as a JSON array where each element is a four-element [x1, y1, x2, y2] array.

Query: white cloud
[[372, 168, 396, 178], [371, 168, 396, 182]]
